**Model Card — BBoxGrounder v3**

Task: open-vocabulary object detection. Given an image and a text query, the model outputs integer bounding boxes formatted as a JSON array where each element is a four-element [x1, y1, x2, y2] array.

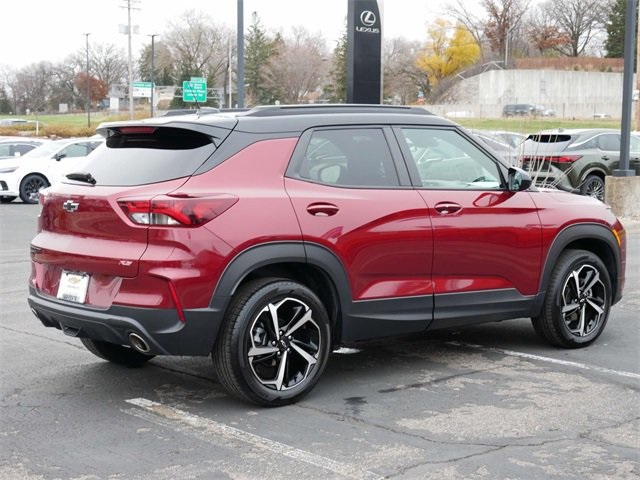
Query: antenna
[[184, 79, 202, 113]]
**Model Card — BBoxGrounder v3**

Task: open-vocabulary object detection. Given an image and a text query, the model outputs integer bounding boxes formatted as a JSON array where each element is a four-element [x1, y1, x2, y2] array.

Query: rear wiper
[[66, 172, 97, 185]]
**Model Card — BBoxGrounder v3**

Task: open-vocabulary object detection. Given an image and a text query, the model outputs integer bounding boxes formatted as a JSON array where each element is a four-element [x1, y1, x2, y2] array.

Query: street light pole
[[149, 34, 158, 117], [84, 33, 91, 128]]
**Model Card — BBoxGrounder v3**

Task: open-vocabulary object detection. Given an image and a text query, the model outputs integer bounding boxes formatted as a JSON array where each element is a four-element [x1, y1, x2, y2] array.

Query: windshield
[[22, 140, 68, 158]]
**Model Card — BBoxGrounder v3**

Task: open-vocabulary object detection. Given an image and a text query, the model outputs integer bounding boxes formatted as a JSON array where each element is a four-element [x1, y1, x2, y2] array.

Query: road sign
[[132, 81, 153, 98], [183, 80, 207, 102]]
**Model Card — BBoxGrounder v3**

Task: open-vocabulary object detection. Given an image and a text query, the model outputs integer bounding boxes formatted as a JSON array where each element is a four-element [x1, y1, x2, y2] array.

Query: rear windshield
[[75, 126, 227, 186], [521, 133, 573, 155]]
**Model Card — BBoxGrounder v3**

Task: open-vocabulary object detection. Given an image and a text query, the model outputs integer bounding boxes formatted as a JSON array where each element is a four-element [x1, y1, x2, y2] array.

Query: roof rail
[[242, 104, 433, 117]]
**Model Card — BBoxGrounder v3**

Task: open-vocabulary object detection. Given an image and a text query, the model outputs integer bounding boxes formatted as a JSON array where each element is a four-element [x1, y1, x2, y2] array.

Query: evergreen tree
[[0, 87, 12, 114], [324, 31, 347, 103], [605, 0, 628, 58], [245, 13, 279, 105]]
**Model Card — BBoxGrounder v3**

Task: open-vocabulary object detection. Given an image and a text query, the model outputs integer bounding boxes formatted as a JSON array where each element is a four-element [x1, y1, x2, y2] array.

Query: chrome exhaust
[[128, 332, 151, 353]]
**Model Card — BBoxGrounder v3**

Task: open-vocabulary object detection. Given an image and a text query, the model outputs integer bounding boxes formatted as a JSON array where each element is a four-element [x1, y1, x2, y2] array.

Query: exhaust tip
[[128, 332, 151, 353]]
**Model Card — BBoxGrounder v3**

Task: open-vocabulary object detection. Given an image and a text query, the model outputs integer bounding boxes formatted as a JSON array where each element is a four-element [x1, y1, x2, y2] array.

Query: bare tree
[[165, 10, 233, 87], [383, 38, 424, 104], [446, 0, 530, 62], [263, 27, 329, 104], [525, 3, 572, 55], [542, 0, 607, 56], [13, 62, 54, 114]]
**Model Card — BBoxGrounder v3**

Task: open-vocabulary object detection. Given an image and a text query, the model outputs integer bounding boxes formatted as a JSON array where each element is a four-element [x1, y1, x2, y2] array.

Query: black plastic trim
[[28, 288, 223, 356], [429, 289, 539, 330], [537, 222, 622, 307]]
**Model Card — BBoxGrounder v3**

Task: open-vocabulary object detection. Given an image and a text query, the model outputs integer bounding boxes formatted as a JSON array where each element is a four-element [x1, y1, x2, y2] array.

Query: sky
[[0, 0, 459, 70]]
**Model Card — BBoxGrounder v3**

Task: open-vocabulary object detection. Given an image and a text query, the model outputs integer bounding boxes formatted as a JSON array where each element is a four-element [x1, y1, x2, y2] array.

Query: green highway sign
[[132, 81, 154, 98], [183, 79, 207, 102]]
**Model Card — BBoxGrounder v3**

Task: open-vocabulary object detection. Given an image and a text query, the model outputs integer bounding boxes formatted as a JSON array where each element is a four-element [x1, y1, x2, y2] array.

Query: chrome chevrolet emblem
[[62, 200, 79, 212]]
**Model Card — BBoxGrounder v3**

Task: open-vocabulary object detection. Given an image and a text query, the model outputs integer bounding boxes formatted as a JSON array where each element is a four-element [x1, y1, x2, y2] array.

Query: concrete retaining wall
[[434, 69, 631, 119]]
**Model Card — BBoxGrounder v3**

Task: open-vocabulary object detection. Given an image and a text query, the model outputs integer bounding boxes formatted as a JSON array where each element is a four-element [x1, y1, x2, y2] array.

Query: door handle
[[306, 203, 339, 217], [601, 156, 610, 161], [434, 202, 462, 215]]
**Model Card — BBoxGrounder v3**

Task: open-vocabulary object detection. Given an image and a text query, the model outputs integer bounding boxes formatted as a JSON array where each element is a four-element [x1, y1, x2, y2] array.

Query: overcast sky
[[0, 0, 462, 70]]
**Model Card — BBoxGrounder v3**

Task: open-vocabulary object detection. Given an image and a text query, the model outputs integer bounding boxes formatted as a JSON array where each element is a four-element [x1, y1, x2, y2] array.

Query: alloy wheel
[[561, 264, 606, 337], [247, 297, 321, 391], [583, 178, 604, 201]]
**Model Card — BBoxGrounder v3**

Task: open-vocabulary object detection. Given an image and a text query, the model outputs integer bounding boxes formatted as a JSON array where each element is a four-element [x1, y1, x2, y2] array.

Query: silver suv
[[518, 128, 640, 201]]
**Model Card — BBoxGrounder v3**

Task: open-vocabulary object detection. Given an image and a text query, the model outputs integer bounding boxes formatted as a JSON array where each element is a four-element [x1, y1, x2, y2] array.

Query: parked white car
[[0, 137, 104, 204]]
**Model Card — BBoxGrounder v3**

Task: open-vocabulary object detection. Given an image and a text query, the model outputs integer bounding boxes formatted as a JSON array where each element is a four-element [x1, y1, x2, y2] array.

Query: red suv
[[28, 105, 627, 406]]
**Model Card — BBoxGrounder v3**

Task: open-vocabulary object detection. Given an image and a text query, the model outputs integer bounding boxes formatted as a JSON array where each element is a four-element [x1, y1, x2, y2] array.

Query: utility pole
[[237, 0, 244, 108], [84, 33, 91, 128], [149, 34, 158, 117], [120, 0, 139, 119], [636, 4, 640, 132], [616, 0, 637, 176]]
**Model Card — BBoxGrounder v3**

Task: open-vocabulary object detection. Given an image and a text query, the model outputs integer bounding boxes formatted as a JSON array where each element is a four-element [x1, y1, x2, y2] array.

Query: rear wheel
[[213, 278, 331, 406], [19, 174, 49, 204], [80, 338, 154, 367], [532, 249, 611, 348], [580, 175, 605, 201]]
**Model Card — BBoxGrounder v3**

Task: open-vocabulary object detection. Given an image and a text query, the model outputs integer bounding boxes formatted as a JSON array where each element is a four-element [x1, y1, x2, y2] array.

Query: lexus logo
[[360, 10, 376, 27], [62, 200, 79, 212]]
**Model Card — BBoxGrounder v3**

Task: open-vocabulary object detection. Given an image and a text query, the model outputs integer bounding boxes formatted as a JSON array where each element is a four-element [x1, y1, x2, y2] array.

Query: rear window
[[526, 134, 572, 143], [76, 127, 227, 186]]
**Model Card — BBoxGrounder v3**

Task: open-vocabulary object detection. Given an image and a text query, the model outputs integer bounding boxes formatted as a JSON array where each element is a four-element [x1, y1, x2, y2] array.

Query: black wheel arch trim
[[211, 241, 353, 310], [536, 222, 622, 313]]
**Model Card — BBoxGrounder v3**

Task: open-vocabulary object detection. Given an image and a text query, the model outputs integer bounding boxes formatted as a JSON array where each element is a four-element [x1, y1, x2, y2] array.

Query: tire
[[80, 338, 154, 367], [532, 249, 611, 348], [213, 278, 332, 407], [19, 174, 49, 204], [0, 196, 16, 203], [580, 175, 605, 202]]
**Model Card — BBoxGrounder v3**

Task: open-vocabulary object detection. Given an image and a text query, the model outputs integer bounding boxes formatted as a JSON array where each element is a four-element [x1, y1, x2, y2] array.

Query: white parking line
[[446, 341, 640, 380], [125, 398, 383, 480]]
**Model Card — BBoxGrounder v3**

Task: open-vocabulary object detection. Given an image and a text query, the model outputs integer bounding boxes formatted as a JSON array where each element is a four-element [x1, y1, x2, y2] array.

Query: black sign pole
[[346, 0, 382, 104]]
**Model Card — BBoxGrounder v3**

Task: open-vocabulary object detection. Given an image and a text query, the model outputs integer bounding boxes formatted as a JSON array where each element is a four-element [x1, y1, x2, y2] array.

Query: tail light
[[520, 155, 582, 164], [118, 194, 238, 226]]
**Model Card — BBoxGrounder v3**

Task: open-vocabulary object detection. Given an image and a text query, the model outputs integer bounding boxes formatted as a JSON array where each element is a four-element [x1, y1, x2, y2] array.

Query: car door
[[285, 126, 434, 341], [394, 126, 543, 329]]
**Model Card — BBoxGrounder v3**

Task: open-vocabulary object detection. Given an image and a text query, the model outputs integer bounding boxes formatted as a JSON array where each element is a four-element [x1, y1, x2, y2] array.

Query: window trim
[[392, 125, 509, 190], [285, 125, 412, 189]]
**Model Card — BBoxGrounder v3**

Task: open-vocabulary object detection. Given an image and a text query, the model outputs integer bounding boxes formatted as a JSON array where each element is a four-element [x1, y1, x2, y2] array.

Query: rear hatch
[[519, 133, 579, 184], [30, 119, 236, 301]]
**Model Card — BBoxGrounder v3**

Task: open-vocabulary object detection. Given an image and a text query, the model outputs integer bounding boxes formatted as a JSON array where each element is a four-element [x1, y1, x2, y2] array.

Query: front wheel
[[532, 249, 611, 348], [213, 278, 331, 406], [580, 175, 605, 201], [19, 174, 49, 204]]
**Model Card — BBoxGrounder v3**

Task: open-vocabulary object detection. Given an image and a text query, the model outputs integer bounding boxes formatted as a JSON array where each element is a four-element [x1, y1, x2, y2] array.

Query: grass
[[455, 117, 621, 134], [0, 112, 150, 138], [0, 112, 624, 138]]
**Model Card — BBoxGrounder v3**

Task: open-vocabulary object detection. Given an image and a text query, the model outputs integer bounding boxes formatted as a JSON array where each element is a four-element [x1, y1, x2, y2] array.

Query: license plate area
[[57, 271, 90, 304]]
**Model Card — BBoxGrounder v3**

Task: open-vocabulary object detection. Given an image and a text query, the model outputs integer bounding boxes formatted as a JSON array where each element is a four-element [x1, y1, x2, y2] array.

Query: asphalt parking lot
[[1, 203, 638, 480]]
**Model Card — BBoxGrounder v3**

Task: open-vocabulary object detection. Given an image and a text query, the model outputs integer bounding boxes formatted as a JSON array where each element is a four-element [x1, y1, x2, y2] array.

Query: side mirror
[[54, 153, 67, 161], [508, 167, 532, 192]]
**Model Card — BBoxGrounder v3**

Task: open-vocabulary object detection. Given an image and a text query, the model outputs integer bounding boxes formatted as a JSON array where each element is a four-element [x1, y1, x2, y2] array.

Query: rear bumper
[[28, 287, 227, 356]]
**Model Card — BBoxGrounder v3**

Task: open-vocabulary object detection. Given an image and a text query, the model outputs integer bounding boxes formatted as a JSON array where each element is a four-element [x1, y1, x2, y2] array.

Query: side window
[[61, 143, 91, 158], [14, 144, 34, 156], [298, 128, 400, 187], [597, 134, 620, 152], [399, 128, 503, 189], [0, 145, 10, 156]]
